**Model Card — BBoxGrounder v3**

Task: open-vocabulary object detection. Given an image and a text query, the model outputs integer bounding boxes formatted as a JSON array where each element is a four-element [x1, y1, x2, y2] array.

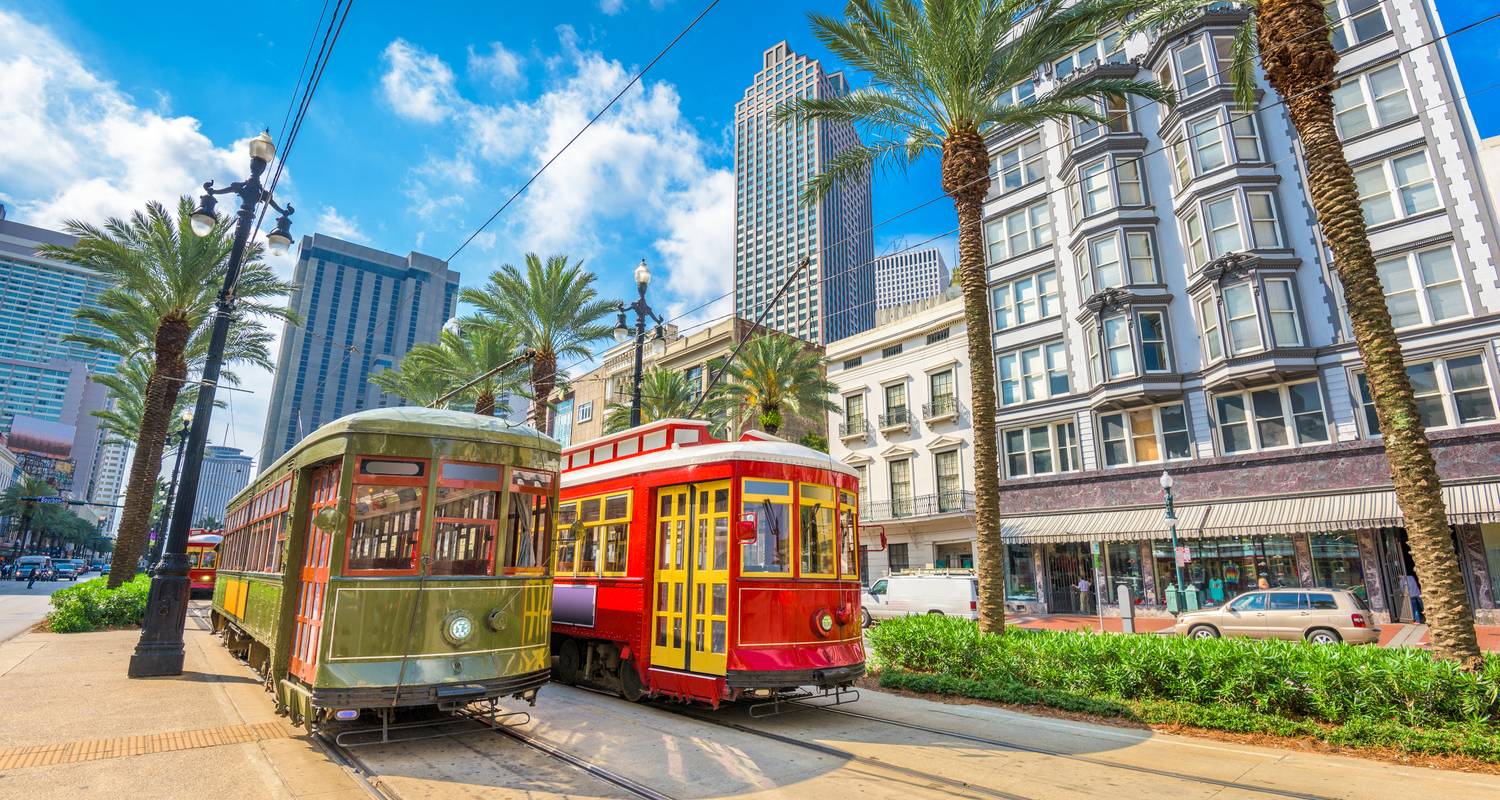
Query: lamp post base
[[127, 555, 191, 677]]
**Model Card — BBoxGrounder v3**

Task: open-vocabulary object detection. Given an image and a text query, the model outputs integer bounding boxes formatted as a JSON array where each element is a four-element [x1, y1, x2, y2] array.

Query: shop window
[[1214, 380, 1329, 454], [1356, 354, 1498, 436], [799, 484, 836, 577], [1310, 532, 1366, 600], [1003, 419, 1080, 478], [742, 479, 792, 574], [1005, 545, 1037, 600], [1100, 403, 1191, 467]]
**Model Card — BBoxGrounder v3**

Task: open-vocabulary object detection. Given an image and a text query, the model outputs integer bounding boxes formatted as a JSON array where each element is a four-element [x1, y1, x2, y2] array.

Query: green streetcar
[[210, 407, 560, 729]]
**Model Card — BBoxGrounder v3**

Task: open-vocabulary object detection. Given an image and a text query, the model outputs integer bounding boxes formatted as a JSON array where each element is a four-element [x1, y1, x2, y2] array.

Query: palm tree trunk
[[108, 318, 189, 588], [1257, 0, 1480, 666], [943, 130, 1005, 634], [530, 353, 556, 431]]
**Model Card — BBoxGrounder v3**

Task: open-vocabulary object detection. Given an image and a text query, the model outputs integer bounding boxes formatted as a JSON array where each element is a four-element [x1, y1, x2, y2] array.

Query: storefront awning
[[1002, 504, 1209, 544], [1000, 480, 1500, 545]]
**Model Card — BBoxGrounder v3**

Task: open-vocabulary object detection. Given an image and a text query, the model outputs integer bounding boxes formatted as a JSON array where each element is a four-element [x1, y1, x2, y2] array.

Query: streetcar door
[[650, 486, 691, 670], [688, 481, 731, 676], [290, 463, 339, 684]]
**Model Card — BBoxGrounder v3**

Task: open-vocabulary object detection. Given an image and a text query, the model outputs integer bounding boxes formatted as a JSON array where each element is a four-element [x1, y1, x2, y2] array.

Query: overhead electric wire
[[444, 0, 725, 263]]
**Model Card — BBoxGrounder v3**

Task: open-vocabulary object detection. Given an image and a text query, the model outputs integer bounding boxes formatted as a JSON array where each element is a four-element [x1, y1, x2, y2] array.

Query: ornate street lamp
[[1161, 470, 1186, 613], [130, 130, 295, 678], [613, 259, 666, 428], [148, 411, 193, 573]]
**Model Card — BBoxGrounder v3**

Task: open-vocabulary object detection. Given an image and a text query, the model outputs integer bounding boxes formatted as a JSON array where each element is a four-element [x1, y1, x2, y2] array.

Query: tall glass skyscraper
[[192, 445, 253, 526], [734, 41, 874, 344], [258, 234, 460, 470]]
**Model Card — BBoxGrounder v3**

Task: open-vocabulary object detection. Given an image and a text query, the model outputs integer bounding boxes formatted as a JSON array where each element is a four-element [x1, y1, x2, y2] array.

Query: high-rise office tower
[[192, 445, 253, 526], [0, 214, 127, 526], [874, 246, 950, 311], [733, 41, 875, 344], [259, 234, 460, 470]]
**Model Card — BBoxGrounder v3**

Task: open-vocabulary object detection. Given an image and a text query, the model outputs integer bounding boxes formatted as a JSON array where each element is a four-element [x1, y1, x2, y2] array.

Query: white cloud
[[468, 42, 525, 91], [379, 38, 457, 123], [314, 206, 365, 242], [654, 170, 735, 323], [599, 0, 626, 14]]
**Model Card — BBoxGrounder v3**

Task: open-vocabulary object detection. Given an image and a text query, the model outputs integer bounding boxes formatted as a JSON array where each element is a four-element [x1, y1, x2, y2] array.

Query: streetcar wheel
[[860, 608, 873, 628], [620, 660, 647, 703], [555, 640, 580, 685]]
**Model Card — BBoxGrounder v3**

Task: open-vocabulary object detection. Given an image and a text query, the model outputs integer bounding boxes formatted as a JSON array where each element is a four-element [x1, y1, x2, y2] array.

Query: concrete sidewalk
[[0, 609, 368, 800], [1006, 612, 1500, 650]]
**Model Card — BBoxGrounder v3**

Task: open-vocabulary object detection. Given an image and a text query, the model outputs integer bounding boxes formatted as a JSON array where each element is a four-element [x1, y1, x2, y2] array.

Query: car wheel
[[1188, 625, 1220, 639], [927, 610, 945, 615], [1306, 628, 1341, 645], [860, 608, 873, 628]]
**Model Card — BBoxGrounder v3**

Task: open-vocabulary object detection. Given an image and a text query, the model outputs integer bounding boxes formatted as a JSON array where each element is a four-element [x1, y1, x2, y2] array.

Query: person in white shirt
[[1076, 577, 1092, 613]]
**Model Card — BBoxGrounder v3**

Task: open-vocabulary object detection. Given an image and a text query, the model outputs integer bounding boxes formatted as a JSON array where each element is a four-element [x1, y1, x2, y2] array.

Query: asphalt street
[[0, 574, 74, 643]]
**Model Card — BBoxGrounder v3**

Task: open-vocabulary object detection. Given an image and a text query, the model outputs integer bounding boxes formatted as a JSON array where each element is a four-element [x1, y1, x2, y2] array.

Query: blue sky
[[1, 0, 1497, 461]]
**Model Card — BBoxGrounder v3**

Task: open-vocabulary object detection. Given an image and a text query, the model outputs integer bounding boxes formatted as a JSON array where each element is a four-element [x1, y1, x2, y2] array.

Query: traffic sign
[[33, 497, 65, 504]]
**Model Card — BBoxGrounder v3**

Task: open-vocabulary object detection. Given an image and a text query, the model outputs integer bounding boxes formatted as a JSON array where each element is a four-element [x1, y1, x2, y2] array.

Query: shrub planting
[[868, 614, 1500, 760], [48, 574, 151, 632]]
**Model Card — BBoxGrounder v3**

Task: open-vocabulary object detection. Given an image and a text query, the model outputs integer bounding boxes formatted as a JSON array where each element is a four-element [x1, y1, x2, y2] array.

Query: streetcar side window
[[504, 469, 554, 575], [347, 457, 427, 575], [431, 460, 503, 577], [838, 489, 859, 580], [798, 484, 836, 578], [555, 502, 579, 574], [741, 479, 792, 575]]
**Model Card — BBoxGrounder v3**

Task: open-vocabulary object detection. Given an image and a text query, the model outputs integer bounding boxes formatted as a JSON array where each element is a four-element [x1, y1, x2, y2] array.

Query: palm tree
[[715, 334, 838, 436], [369, 364, 453, 408], [383, 322, 525, 416], [461, 254, 615, 431], [1125, 0, 1481, 670], [1, 476, 58, 551], [39, 198, 295, 587], [90, 360, 202, 448], [603, 368, 702, 432], [779, 0, 1170, 633]]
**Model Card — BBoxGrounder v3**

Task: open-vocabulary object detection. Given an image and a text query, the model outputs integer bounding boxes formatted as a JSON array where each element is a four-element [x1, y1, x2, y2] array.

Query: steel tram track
[[791, 702, 1339, 800], [312, 707, 676, 800]]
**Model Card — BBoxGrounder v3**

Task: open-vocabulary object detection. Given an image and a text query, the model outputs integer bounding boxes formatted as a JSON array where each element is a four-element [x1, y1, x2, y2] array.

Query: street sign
[[33, 497, 65, 504]]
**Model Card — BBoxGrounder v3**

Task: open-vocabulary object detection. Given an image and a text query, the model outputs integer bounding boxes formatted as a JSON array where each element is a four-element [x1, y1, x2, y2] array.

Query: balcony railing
[[878, 407, 912, 432], [922, 396, 959, 422], [862, 491, 975, 521], [839, 417, 869, 439]]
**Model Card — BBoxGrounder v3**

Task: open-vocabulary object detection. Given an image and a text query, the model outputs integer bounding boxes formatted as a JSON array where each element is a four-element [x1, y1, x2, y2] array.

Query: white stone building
[[826, 292, 974, 583]]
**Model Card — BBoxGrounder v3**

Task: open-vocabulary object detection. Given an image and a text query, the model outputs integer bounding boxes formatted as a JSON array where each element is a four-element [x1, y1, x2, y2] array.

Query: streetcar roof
[[561, 437, 858, 488]]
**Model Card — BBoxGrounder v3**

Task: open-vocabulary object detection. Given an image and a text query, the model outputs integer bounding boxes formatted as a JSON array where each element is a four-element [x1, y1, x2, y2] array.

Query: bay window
[[1223, 282, 1262, 354], [1231, 115, 1261, 161], [1247, 192, 1281, 247], [998, 340, 1069, 406], [1331, 63, 1412, 138], [1074, 94, 1132, 144], [1205, 195, 1243, 255], [1175, 40, 1210, 95], [1357, 354, 1498, 435], [1376, 245, 1469, 329], [993, 137, 1044, 193], [1079, 160, 1110, 215], [1099, 403, 1191, 467], [1188, 113, 1227, 173], [992, 269, 1059, 330], [1353, 151, 1439, 226], [1139, 311, 1170, 372], [1103, 315, 1134, 378], [1055, 30, 1126, 79], [1003, 419, 1081, 478], [1170, 136, 1191, 189], [1127, 232, 1157, 283], [1081, 235, 1123, 295], [1184, 190, 1283, 269], [1214, 381, 1329, 454], [1265, 278, 1303, 346], [1198, 295, 1223, 361], [985, 200, 1053, 263], [1074, 156, 1144, 219], [1087, 308, 1173, 382]]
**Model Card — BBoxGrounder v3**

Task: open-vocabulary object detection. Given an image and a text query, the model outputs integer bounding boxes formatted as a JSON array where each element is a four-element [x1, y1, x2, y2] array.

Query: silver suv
[[1174, 588, 1379, 645]]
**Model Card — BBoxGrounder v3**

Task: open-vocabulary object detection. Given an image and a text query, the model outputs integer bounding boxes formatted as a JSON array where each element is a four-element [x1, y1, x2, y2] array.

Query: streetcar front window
[[202, 550, 217, 569], [839, 489, 859, 580], [799, 484, 836, 577], [348, 485, 424, 572], [186, 549, 201, 568], [504, 468, 554, 575], [432, 461, 503, 576], [741, 479, 792, 575]]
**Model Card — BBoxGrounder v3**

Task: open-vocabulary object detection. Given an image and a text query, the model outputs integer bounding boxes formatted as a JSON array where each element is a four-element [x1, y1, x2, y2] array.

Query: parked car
[[862, 571, 978, 626], [13, 556, 55, 582], [1174, 588, 1379, 645]]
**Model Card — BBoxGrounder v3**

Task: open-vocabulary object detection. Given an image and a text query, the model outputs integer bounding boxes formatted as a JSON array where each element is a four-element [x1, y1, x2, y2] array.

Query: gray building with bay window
[[847, 1, 1500, 623]]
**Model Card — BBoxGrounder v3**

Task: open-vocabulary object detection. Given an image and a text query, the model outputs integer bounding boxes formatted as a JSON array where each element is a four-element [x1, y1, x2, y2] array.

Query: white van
[[862, 571, 979, 626]]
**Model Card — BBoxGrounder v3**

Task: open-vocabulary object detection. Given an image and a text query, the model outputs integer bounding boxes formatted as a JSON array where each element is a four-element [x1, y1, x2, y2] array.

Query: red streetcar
[[187, 530, 223, 593], [551, 420, 865, 708]]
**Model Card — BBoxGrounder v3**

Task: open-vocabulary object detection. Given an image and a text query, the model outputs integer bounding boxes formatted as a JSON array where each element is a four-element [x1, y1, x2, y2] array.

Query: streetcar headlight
[[813, 609, 835, 637], [443, 612, 474, 645]]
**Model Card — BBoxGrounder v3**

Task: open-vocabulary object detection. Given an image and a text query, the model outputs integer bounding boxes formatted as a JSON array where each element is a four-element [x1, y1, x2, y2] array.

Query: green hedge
[[48, 574, 151, 632], [868, 615, 1500, 757]]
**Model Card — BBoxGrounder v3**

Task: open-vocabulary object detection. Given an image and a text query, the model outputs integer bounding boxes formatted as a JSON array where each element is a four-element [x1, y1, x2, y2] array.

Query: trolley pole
[[130, 132, 295, 678]]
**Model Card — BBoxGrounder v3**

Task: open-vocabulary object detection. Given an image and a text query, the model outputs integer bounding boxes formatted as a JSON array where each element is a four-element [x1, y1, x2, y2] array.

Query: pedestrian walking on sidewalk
[[1401, 573, 1425, 624]]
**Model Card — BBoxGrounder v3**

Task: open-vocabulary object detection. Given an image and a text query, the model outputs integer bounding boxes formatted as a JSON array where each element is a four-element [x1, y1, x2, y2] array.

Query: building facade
[[259, 234, 460, 470], [951, 2, 1500, 622], [0, 215, 126, 527], [192, 445, 253, 527], [875, 247, 950, 310], [734, 41, 875, 344], [560, 316, 826, 446], [827, 292, 974, 582]]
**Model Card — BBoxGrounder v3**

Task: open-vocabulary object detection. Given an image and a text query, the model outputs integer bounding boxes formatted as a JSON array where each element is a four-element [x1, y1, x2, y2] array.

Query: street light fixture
[[1160, 470, 1187, 613], [616, 259, 666, 428], [130, 130, 295, 678]]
